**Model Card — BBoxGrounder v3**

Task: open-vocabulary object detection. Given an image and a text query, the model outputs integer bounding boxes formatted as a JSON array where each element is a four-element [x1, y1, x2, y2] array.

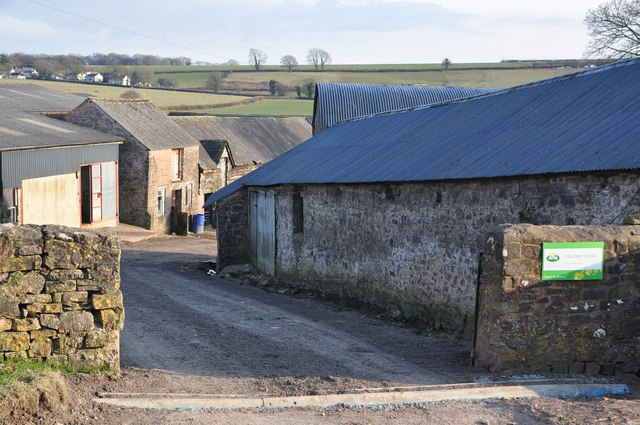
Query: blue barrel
[[193, 214, 205, 234]]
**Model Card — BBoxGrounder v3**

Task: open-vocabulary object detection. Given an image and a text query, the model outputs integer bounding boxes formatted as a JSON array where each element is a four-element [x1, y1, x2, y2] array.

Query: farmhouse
[[66, 99, 201, 233], [0, 83, 120, 227], [84, 72, 104, 83], [312, 83, 495, 134], [208, 58, 640, 338]]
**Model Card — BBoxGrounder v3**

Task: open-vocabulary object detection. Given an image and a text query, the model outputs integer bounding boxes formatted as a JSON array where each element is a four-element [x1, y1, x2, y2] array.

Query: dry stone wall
[[475, 224, 639, 376], [0, 224, 123, 371]]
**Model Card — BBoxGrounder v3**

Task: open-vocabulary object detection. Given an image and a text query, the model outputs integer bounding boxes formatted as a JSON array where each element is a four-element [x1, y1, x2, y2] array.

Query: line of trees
[[248, 48, 332, 71], [0, 52, 194, 79]]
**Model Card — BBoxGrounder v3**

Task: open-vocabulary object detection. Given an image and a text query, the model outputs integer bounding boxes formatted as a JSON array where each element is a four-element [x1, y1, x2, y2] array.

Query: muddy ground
[[8, 235, 640, 424]]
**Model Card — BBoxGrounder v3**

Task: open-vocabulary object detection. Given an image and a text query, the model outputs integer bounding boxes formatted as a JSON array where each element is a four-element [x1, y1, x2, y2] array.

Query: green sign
[[541, 242, 604, 281]]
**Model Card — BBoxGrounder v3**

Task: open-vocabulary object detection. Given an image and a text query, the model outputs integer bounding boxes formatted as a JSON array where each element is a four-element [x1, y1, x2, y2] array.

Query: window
[[157, 188, 165, 215], [185, 183, 192, 208], [171, 149, 183, 181]]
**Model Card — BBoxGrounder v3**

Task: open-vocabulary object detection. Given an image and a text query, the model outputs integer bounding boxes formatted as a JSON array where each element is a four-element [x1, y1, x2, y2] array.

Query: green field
[[0, 79, 251, 109], [191, 99, 314, 116], [5, 61, 591, 116]]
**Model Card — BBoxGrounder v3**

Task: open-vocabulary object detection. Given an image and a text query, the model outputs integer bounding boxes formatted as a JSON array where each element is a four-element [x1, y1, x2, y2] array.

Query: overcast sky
[[0, 0, 604, 64]]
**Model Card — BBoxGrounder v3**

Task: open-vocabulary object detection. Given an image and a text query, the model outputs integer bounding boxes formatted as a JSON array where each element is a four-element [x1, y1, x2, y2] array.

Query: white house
[[84, 72, 103, 83]]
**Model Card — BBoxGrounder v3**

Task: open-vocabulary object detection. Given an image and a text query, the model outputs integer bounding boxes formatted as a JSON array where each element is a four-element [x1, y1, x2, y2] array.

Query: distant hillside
[[2, 60, 605, 117]]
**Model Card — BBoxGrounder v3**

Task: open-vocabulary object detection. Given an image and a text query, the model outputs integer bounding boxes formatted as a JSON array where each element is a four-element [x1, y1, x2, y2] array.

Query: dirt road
[[120, 235, 477, 387], [23, 235, 638, 424]]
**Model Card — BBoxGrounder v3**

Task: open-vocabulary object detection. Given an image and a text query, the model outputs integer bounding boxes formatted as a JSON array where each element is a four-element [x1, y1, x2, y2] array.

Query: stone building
[[67, 99, 201, 233], [0, 84, 121, 228], [173, 115, 311, 185], [208, 58, 640, 338]]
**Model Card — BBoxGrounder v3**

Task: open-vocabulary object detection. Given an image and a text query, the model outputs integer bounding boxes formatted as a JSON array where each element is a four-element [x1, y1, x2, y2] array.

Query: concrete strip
[[93, 383, 630, 411]]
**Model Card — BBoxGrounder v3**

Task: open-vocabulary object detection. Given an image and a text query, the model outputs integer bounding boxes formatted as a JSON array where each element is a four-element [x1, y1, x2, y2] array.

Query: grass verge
[[0, 358, 109, 422]]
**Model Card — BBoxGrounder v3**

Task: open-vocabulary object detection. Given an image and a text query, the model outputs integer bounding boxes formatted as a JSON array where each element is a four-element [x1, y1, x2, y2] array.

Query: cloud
[[0, 0, 599, 63]]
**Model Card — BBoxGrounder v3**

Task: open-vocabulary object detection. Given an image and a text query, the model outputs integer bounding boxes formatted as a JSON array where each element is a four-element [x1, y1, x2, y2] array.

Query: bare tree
[[442, 58, 451, 69], [585, 0, 640, 59], [306, 48, 331, 71], [280, 55, 298, 72], [248, 48, 267, 71]]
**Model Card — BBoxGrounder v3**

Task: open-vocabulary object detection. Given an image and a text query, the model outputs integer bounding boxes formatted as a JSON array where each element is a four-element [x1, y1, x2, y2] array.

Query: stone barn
[[208, 58, 640, 338], [67, 99, 201, 234]]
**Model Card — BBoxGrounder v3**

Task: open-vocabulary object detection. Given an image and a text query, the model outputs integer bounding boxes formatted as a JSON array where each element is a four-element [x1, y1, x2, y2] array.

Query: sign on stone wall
[[541, 241, 604, 280]]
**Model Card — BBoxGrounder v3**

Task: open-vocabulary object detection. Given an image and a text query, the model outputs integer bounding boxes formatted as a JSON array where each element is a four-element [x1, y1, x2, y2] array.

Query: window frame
[[157, 187, 165, 215]]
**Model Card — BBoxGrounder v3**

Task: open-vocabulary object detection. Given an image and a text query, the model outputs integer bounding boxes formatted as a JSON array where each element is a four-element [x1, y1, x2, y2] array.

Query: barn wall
[[271, 172, 640, 338], [22, 173, 80, 227]]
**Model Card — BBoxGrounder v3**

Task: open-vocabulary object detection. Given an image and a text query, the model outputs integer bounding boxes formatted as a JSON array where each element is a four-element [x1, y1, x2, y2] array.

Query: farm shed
[[173, 115, 312, 184], [0, 110, 122, 227], [312, 82, 495, 134], [208, 58, 640, 338], [0, 83, 120, 227], [66, 99, 201, 234]]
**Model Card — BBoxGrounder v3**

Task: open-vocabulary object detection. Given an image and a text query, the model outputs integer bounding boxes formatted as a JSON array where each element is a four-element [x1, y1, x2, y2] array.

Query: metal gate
[[250, 190, 276, 275]]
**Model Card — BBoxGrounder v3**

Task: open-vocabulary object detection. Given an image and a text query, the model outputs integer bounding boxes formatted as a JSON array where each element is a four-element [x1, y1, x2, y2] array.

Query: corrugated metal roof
[[173, 115, 311, 165], [207, 58, 640, 206], [0, 83, 87, 113], [312, 83, 496, 133], [73, 99, 200, 151]]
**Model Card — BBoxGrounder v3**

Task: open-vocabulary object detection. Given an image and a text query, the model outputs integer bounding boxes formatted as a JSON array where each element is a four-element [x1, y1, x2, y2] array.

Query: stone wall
[[0, 224, 123, 371], [262, 172, 640, 338], [228, 164, 261, 185], [216, 189, 250, 267], [475, 224, 639, 377]]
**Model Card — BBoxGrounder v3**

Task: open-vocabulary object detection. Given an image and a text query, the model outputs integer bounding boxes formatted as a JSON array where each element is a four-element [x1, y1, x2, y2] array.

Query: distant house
[[8, 67, 38, 80], [0, 84, 122, 227], [208, 58, 640, 336], [312, 83, 495, 134], [107, 75, 130, 86], [173, 115, 312, 184], [66, 99, 201, 233], [84, 72, 103, 83]]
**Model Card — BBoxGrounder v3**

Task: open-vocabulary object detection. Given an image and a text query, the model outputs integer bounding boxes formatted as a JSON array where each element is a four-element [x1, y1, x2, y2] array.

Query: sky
[[0, 0, 605, 65]]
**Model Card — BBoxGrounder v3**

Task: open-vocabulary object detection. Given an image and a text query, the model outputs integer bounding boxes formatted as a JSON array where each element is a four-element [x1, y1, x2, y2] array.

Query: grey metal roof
[[0, 83, 87, 113], [312, 83, 496, 133], [173, 116, 311, 165], [207, 58, 640, 206], [80, 99, 200, 151], [0, 109, 122, 152]]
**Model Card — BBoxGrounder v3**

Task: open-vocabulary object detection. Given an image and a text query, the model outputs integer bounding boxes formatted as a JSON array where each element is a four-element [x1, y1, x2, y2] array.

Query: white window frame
[[157, 187, 165, 215], [171, 149, 183, 181], [185, 183, 192, 208]]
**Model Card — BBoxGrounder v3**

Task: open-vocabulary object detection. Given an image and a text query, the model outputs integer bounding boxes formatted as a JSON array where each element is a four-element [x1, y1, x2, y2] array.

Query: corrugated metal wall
[[1, 144, 119, 188]]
